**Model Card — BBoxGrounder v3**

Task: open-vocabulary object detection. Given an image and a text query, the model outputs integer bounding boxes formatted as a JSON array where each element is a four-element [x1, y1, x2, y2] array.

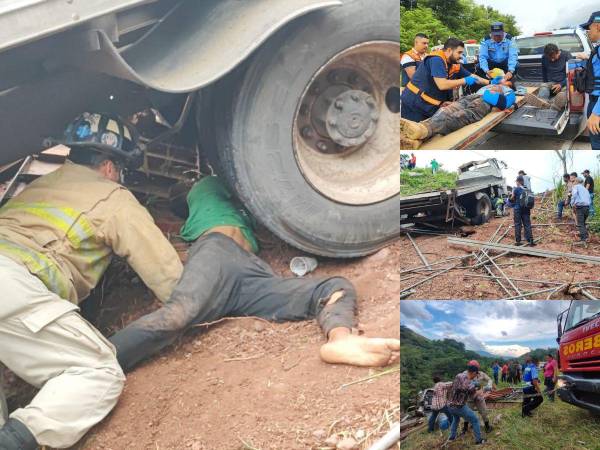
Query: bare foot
[[319, 334, 400, 367]]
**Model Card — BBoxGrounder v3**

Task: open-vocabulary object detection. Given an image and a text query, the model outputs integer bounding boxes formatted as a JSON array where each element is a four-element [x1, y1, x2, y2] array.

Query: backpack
[[574, 46, 599, 94], [519, 188, 535, 209]]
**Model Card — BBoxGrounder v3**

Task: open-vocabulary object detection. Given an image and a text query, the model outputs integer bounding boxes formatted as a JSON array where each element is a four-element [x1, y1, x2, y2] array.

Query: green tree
[[422, 0, 467, 32], [400, 6, 453, 52], [401, 0, 419, 8], [401, 0, 521, 53]]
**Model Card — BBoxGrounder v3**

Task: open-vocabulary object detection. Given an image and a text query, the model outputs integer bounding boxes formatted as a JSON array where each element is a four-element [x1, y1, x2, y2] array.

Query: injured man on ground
[[400, 80, 568, 150]]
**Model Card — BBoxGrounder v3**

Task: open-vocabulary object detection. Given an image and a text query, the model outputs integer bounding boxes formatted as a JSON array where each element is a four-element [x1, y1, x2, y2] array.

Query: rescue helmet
[[489, 68, 505, 79], [59, 112, 144, 169]]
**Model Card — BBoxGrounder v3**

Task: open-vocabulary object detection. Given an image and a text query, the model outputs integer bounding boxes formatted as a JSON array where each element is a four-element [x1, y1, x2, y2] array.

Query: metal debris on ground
[[401, 204, 600, 299]]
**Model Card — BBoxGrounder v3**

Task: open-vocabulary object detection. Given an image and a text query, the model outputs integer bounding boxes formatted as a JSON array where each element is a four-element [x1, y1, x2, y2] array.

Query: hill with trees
[[400, 0, 521, 52], [400, 325, 499, 410]]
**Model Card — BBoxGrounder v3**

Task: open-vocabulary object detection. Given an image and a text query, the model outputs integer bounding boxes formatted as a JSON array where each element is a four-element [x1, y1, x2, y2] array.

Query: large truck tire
[[462, 193, 492, 223], [199, 0, 400, 257]]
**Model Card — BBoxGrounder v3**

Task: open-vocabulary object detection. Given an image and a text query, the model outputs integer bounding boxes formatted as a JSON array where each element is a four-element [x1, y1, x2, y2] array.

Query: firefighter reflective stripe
[[0, 202, 94, 249], [406, 82, 442, 106], [0, 239, 70, 299], [0, 202, 113, 281]]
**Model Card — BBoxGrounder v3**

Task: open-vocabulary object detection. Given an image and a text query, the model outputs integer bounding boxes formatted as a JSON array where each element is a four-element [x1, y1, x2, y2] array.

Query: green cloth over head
[[180, 176, 259, 253]]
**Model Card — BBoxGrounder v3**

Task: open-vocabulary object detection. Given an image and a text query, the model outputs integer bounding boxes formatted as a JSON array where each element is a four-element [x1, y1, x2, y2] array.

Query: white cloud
[[427, 302, 456, 315], [401, 301, 433, 321], [485, 344, 531, 357], [472, 0, 594, 35], [401, 301, 570, 357]]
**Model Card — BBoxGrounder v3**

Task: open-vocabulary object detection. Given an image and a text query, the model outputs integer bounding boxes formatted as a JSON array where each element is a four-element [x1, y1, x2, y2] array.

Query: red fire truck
[[556, 300, 600, 414]]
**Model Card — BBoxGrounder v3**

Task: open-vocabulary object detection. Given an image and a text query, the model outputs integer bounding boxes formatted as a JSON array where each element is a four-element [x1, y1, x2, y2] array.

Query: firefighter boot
[[400, 118, 431, 140], [400, 137, 423, 150]]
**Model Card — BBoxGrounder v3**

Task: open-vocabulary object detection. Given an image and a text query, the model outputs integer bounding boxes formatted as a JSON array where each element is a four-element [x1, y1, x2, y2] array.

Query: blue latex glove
[[470, 380, 480, 388], [463, 75, 478, 86], [491, 76, 504, 85], [484, 386, 492, 392]]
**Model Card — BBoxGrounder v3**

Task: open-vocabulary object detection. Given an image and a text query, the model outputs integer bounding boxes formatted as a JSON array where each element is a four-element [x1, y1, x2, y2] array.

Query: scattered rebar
[[406, 233, 430, 268]]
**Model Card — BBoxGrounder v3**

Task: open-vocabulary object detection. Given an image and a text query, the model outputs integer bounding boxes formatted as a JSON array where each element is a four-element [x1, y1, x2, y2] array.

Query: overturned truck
[[0, 0, 400, 257], [400, 158, 507, 226]]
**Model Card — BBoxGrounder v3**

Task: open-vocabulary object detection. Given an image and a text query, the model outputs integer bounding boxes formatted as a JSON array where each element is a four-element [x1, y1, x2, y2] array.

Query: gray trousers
[[575, 206, 590, 241], [468, 395, 489, 423], [426, 94, 492, 136], [110, 233, 356, 371], [538, 83, 568, 110]]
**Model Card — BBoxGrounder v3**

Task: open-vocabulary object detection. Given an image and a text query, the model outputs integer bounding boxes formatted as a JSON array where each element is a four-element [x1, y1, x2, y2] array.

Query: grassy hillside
[[400, 167, 457, 197], [402, 396, 600, 450]]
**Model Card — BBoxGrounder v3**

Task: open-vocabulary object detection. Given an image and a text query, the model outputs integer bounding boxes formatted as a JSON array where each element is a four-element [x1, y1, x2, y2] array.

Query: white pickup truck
[[496, 28, 593, 140]]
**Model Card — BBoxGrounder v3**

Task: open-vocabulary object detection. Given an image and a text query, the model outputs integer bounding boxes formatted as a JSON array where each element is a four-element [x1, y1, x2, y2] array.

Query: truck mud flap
[[493, 106, 569, 137]]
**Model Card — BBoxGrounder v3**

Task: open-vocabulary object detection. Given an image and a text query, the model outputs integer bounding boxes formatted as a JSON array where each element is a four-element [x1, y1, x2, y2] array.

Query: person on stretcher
[[400, 69, 565, 149]]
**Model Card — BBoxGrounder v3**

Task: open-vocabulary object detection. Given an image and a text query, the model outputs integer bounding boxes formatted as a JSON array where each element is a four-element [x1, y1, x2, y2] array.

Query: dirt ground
[[59, 235, 401, 450], [400, 204, 600, 300]]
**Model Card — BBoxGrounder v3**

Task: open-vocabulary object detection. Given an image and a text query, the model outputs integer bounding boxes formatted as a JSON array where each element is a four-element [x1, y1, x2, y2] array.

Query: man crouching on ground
[[110, 175, 400, 372]]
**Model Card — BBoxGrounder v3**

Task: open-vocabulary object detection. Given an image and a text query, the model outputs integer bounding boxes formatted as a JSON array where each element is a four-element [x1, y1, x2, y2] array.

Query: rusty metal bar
[[406, 233, 430, 268]]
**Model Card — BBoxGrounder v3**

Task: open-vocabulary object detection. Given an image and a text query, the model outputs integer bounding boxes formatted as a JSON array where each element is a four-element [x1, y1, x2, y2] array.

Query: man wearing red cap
[[447, 362, 487, 445]]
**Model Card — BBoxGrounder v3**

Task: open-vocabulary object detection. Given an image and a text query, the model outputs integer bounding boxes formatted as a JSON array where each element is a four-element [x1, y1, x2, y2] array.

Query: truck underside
[[0, 0, 401, 257]]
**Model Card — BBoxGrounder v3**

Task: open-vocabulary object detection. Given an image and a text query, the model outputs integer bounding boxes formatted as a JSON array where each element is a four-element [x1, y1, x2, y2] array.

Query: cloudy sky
[[473, 0, 597, 36], [410, 150, 599, 193], [401, 300, 571, 357]]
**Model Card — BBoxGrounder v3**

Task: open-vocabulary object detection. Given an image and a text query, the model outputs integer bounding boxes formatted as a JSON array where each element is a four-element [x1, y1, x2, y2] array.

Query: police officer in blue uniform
[[580, 11, 600, 150], [400, 38, 489, 122], [478, 22, 519, 84], [521, 358, 543, 417]]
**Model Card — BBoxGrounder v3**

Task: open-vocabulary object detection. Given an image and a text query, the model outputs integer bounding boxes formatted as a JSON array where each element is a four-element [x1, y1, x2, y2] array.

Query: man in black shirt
[[583, 169, 595, 216], [526, 44, 571, 110]]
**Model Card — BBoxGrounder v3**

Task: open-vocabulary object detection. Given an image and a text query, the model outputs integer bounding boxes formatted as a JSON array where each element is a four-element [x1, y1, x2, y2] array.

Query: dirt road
[[400, 205, 600, 300], [70, 238, 400, 450]]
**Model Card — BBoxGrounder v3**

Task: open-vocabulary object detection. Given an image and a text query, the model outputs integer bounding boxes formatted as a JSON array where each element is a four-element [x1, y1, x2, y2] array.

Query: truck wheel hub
[[326, 90, 378, 147], [292, 40, 400, 205]]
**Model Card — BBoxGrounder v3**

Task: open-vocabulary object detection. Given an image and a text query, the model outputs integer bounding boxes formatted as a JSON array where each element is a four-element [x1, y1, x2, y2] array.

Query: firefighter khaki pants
[[0, 255, 125, 448]]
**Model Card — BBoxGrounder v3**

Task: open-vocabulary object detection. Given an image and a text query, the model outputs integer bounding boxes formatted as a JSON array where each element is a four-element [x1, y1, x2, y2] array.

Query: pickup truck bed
[[420, 86, 538, 150]]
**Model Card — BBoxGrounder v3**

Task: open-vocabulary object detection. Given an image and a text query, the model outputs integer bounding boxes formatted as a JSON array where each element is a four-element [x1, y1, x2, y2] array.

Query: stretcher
[[419, 86, 539, 150]]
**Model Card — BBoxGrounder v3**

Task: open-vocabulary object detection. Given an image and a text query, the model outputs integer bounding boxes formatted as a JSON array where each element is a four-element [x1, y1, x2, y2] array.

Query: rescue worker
[[571, 177, 591, 246], [509, 175, 535, 247], [522, 357, 543, 417], [400, 38, 489, 122], [477, 22, 519, 83], [109, 175, 400, 372], [583, 169, 595, 217], [447, 363, 486, 445], [580, 11, 600, 150], [400, 81, 515, 149], [518, 170, 532, 191], [401, 33, 430, 87], [556, 173, 572, 220], [0, 113, 183, 449], [460, 360, 493, 434]]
